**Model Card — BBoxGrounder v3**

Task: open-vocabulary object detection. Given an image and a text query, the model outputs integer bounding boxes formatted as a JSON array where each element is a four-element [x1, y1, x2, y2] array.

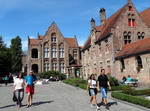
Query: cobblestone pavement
[[0, 82, 149, 111]]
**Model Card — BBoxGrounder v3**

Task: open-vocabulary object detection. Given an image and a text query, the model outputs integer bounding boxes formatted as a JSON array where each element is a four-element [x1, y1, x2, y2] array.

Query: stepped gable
[[116, 37, 150, 59]]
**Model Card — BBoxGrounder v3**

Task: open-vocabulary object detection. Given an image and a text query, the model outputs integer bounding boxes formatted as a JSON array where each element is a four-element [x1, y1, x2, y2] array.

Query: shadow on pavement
[[0, 104, 15, 109], [98, 102, 117, 108], [33, 100, 54, 106], [107, 102, 118, 106]]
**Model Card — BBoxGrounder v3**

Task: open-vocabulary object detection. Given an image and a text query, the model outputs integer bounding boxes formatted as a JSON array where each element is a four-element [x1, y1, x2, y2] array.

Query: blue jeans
[[15, 89, 24, 106], [100, 87, 107, 98]]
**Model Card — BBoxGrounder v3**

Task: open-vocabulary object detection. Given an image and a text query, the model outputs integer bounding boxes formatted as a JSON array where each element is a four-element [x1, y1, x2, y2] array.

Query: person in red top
[[25, 70, 37, 107]]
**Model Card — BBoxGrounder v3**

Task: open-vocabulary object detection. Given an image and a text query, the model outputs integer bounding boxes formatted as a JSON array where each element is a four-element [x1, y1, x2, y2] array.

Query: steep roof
[[116, 37, 150, 59], [64, 38, 78, 48], [140, 7, 150, 27], [29, 39, 40, 45], [38, 35, 45, 39], [93, 26, 102, 32], [96, 4, 127, 42], [82, 4, 128, 50], [82, 36, 91, 50]]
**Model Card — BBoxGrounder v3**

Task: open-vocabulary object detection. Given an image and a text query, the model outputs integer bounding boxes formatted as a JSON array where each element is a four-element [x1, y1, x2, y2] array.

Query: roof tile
[[116, 37, 150, 59], [140, 7, 150, 27]]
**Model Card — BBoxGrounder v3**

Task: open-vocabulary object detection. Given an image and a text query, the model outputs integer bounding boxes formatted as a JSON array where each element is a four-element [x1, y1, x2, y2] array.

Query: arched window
[[51, 33, 57, 43], [32, 64, 38, 73], [137, 32, 145, 40], [31, 48, 38, 58], [136, 56, 143, 69], [124, 31, 131, 45], [141, 32, 145, 39], [128, 14, 135, 27], [120, 59, 125, 69]]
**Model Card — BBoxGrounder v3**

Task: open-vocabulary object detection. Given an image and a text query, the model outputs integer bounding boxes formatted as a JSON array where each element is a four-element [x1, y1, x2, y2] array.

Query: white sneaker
[[97, 106, 100, 110], [90, 104, 94, 107]]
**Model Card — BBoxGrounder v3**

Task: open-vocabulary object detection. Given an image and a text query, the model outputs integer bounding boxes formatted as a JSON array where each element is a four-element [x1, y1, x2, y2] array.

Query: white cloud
[[22, 40, 28, 51], [29, 36, 36, 39], [77, 38, 86, 46]]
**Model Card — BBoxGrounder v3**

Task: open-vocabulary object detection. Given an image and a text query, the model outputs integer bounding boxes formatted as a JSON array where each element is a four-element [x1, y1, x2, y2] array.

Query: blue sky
[[0, 0, 149, 51]]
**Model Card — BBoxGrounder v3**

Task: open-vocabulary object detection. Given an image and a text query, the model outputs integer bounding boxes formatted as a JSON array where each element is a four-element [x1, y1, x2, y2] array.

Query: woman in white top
[[13, 72, 25, 108], [86, 74, 100, 110]]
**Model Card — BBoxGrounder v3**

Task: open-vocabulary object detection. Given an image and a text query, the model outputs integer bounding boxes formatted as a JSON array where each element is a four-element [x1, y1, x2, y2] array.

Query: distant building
[[81, 0, 150, 85], [27, 22, 82, 77]]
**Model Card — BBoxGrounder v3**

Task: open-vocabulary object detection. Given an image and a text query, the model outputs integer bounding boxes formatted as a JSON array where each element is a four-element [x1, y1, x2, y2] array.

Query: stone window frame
[[51, 33, 57, 43], [128, 13, 135, 27], [120, 58, 125, 72], [59, 43, 64, 58], [59, 62, 65, 73], [52, 46, 57, 58], [137, 32, 145, 40], [44, 62, 50, 71], [52, 61, 57, 71], [44, 47, 49, 58], [105, 39, 110, 53], [31, 48, 38, 58], [135, 56, 143, 70], [124, 31, 131, 45]]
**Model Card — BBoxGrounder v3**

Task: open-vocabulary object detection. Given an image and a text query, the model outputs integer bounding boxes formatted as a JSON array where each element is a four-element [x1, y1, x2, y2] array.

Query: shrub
[[39, 70, 66, 80], [111, 85, 129, 91], [108, 75, 119, 86], [122, 86, 150, 96], [112, 91, 150, 108]]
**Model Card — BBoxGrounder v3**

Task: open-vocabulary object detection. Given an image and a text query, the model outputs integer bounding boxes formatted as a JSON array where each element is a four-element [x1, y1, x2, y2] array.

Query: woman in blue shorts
[[86, 74, 100, 110]]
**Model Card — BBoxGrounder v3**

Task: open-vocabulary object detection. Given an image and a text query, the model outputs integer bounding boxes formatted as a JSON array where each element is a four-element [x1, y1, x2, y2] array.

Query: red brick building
[[27, 22, 82, 78], [81, 0, 150, 85]]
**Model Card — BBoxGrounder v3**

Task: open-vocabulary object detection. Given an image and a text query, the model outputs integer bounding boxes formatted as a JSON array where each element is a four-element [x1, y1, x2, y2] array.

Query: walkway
[[0, 82, 149, 111]]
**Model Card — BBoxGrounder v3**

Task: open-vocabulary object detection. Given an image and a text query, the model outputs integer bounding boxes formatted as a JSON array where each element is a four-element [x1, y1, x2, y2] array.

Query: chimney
[[99, 8, 106, 25], [90, 18, 95, 28], [128, 0, 132, 3]]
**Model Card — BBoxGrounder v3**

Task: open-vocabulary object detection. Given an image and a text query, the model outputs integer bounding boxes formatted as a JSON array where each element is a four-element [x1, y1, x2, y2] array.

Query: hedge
[[63, 78, 127, 91], [122, 87, 150, 96], [111, 91, 150, 108], [39, 70, 66, 80]]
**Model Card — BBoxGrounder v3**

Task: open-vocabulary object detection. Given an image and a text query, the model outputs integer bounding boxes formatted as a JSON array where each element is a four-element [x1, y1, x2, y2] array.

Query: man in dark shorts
[[97, 69, 111, 109], [25, 70, 37, 107]]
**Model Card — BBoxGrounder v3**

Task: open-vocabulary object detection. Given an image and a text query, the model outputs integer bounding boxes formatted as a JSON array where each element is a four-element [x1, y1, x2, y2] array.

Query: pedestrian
[[86, 74, 100, 110], [4, 75, 9, 86], [25, 70, 37, 107], [97, 69, 111, 110], [122, 76, 127, 84], [13, 72, 25, 108], [125, 75, 132, 85]]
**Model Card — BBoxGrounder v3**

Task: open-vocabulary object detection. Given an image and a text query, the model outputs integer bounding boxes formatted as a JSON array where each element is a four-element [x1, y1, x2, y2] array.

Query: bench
[[130, 79, 138, 87]]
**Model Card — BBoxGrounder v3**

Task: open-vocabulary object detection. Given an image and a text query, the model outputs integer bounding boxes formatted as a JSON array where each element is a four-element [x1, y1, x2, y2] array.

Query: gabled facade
[[81, 0, 150, 85], [28, 22, 82, 78]]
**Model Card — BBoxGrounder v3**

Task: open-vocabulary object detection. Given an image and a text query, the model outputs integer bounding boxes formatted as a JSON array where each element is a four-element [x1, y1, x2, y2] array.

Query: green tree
[[10, 36, 22, 73], [0, 36, 12, 76]]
